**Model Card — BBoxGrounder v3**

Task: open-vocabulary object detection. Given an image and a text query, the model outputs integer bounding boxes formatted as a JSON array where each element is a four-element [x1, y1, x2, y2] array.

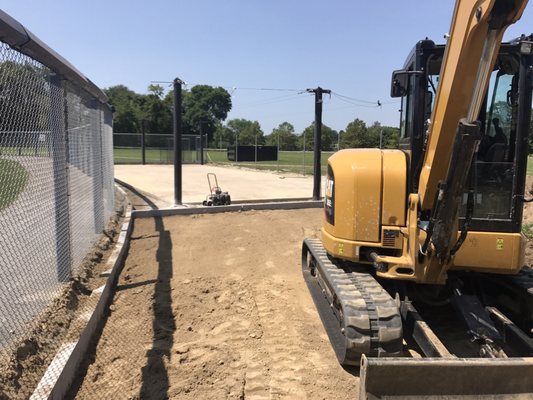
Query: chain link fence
[[113, 133, 204, 164], [0, 10, 115, 398], [113, 132, 334, 175]]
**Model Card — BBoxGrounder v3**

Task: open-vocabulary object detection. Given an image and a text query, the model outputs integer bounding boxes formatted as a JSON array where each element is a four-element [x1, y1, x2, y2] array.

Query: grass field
[[115, 147, 533, 176], [0, 159, 29, 210], [114, 147, 335, 175]]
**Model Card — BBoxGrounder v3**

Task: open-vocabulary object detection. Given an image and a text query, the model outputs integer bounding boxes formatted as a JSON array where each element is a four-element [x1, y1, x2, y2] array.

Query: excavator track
[[302, 238, 402, 366]]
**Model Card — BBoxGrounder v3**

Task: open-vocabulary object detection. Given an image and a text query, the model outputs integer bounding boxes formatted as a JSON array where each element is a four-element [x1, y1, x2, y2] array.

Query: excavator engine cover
[[323, 149, 407, 262]]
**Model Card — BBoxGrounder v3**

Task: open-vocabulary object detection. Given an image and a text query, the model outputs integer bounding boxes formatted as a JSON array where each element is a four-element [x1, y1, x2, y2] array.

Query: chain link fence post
[[49, 73, 72, 282]]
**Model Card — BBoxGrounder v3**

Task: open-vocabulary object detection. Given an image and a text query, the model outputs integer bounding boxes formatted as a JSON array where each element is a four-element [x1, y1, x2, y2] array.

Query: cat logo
[[325, 176, 334, 198]]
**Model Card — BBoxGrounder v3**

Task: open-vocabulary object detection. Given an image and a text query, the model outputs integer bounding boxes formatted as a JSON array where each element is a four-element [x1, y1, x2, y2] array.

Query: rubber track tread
[[302, 238, 402, 366]]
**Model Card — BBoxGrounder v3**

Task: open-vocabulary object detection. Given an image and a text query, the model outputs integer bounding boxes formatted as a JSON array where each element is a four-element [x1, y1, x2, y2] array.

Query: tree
[[0, 61, 50, 133], [340, 118, 369, 148], [299, 123, 337, 151], [211, 121, 232, 148], [174, 85, 232, 141], [366, 121, 384, 148], [266, 122, 299, 150], [104, 85, 143, 133], [225, 119, 265, 145], [339, 120, 399, 150], [138, 84, 172, 135], [106, 83, 232, 142], [379, 126, 400, 149]]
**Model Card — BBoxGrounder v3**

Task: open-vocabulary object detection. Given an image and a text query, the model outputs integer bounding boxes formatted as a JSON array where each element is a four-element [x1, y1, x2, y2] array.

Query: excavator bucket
[[359, 355, 533, 399]]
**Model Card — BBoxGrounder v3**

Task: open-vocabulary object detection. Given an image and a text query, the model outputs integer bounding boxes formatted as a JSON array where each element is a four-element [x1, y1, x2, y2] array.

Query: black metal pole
[[173, 78, 183, 205], [307, 87, 330, 200], [141, 119, 146, 165], [199, 122, 204, 165]]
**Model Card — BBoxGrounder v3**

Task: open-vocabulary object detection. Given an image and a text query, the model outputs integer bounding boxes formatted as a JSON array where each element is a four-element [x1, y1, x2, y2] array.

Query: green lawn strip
[[0, 159, 29, 210], [205, 149, 334, 174], [114, 148, 201, 164], [114, 147, 335, 174], [522, 222, 533, 239], [527, 157, 533, 176]]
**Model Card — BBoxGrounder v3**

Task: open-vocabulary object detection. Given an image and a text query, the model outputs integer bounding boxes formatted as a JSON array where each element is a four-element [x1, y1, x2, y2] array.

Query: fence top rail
[[0, 9, 109, 105]]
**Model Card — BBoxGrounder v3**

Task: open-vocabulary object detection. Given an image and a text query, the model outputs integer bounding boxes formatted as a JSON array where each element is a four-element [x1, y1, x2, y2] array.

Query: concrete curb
[[37, 193, 322, 398], [133, 200, 324, 219], [115, 176, 321, 208], [30, 185, 133, 400]]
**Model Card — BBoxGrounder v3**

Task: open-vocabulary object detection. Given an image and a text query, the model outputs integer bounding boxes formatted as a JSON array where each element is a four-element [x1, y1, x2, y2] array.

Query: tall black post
[[199, 122, 204, 165], [307, 87, 330, 200], [173, 78, 183, 205], [141, 119, 146, 165]]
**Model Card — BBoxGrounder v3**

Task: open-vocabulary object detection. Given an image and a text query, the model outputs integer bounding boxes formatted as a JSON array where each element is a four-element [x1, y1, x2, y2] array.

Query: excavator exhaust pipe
[[360, 355, 533, 399]]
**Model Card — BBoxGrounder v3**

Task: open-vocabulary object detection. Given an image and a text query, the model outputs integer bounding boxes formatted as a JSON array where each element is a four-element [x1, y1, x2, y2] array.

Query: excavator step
[[301, 238, 402, 365]]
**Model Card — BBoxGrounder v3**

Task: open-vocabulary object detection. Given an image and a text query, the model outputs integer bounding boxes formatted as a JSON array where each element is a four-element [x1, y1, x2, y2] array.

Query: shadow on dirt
[[139, 215, 175, 398]]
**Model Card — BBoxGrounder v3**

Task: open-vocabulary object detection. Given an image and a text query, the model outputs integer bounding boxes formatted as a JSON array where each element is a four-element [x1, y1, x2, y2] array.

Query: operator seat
[[485, 143, 507, 163]]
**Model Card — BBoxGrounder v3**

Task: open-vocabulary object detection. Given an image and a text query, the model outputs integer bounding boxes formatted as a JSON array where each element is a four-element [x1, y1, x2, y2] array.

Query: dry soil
[[73, 209, 358, 399], [72, 177, 533, 399]]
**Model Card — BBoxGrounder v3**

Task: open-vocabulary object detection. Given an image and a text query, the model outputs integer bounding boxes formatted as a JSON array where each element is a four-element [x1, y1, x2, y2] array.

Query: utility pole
[[307, 87, 331, 200], [173, 78, 184, 205]]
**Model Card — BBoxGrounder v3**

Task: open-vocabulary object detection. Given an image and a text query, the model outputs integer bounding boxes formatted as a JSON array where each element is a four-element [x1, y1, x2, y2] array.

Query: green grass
[[114, 148, 199, 164], [114, 147, 335, 175], [117, 149, 533, 176], [206, 149, 334, 175], [0, 159, 29, 210], [522, 223, 533, 239], [523, 157, 533, 175], [0, 146, 51, 157]]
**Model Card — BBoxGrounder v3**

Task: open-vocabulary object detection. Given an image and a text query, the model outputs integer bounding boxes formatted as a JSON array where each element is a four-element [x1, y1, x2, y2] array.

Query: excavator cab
[[392, 36, 533, 235]]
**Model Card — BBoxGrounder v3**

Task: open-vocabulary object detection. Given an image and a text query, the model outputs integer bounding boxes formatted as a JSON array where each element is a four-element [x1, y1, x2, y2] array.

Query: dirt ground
[[73, 209, 358, 399], [70, 177, 533, 399]]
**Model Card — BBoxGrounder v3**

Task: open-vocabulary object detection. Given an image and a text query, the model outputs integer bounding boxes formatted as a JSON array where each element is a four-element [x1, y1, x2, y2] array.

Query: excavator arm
[[417, 0, 527, 263]]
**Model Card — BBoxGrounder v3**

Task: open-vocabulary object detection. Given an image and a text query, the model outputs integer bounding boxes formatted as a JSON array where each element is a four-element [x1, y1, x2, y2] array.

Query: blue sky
[[3, 1, 532, 135]]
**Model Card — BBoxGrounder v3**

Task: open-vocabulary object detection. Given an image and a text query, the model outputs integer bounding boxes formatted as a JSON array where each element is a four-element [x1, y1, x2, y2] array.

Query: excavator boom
[[418, 0, 527, 210]]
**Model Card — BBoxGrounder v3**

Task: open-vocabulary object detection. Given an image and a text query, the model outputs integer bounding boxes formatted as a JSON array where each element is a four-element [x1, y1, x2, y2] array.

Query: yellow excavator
[[302, 0, 533, 398]]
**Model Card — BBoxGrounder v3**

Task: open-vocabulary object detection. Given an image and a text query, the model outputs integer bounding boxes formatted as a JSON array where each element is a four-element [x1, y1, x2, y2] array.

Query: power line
[[149, 81, 393, 107], [150, 81, 305, 93], [331, 94, 380, 108], [332, 91, 378, 105]]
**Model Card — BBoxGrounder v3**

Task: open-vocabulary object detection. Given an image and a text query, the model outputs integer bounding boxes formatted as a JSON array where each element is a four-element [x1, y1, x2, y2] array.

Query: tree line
[[106, 84, 402, 151]]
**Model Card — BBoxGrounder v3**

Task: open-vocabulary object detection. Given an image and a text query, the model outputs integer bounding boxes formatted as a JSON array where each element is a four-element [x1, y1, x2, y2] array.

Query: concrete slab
[[114, 164, 325, 207]]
